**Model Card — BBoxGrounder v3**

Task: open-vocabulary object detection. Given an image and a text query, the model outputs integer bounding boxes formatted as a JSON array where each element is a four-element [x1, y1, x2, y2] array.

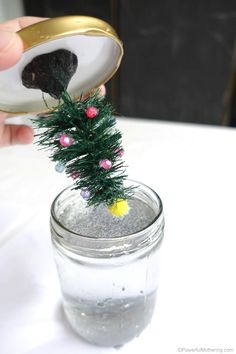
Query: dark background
[[23, 0, 236, 126]]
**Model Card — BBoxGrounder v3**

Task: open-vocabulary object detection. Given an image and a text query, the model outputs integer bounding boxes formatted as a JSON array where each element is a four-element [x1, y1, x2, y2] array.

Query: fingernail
[[0, 31, 14, 51]]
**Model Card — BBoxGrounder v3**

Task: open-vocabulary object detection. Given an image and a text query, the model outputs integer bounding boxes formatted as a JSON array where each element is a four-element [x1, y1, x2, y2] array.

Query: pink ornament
[[99, 159, 112, 170], [115, 147, 124, 157], [85, 106, 99, 118], [59, 134, 74, 147], [71, 171, 80, 180]]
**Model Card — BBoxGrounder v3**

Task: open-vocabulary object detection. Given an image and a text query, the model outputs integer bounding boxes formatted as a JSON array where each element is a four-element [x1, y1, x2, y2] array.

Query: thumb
[[0, 31, 23, 70]]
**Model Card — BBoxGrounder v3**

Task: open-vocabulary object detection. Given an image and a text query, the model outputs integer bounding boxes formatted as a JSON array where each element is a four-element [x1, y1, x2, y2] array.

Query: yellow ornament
[[108, 199, 129, 217]]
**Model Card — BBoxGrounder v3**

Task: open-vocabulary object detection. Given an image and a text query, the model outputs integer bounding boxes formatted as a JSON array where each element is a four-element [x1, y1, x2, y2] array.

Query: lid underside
[[0, 16, 123, 114]]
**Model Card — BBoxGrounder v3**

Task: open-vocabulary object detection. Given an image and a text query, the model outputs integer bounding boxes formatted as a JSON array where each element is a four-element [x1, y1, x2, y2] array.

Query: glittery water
[[62, 291, 157, 347], [54, 196, 162, 346], [57, 197, 156, 237]]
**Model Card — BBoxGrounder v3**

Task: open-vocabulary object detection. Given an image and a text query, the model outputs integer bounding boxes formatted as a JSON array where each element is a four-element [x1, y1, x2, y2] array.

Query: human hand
[[0, 17, 106, 148], [0, 17, 48, 147]]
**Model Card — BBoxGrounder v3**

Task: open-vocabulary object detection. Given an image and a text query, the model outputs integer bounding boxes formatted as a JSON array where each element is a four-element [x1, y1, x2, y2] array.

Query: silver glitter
[[57, 196, 156, 237]]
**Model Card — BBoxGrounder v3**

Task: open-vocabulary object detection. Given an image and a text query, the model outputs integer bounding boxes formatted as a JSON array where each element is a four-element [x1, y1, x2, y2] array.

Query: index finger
[[0, 17, 48, 70], [0, 16, 47, 32]]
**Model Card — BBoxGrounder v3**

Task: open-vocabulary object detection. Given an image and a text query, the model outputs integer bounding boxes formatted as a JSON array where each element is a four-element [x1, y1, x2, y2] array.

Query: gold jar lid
[[0, 16, 123, 114]]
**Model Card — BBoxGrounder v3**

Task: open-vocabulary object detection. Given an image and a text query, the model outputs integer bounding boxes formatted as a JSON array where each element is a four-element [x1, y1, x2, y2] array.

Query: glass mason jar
[[50, 180, 164, 347]]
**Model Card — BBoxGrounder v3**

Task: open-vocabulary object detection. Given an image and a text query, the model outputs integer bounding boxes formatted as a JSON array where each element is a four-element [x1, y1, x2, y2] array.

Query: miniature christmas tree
[[33, 90, 134, 217], [23, 49, 134, 216]]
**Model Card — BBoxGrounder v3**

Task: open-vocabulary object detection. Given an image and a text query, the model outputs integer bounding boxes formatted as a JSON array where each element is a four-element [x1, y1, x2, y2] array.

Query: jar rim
[[50, 179, 163, 242]]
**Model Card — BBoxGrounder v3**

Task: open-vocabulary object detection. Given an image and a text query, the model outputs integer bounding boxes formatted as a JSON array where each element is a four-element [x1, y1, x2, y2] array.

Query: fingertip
[[98, 85, 106, 97], [82, 85, 106, 100], [0, 32, 23, 70], [16, 125, 34, 145]]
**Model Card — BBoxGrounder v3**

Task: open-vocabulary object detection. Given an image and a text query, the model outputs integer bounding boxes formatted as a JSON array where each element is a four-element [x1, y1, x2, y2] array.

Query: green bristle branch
[[33, 90, 134, 208]]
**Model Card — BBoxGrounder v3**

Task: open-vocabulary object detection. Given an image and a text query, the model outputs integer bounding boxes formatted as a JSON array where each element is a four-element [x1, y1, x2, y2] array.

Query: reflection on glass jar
[[50, 180, 164, 347]]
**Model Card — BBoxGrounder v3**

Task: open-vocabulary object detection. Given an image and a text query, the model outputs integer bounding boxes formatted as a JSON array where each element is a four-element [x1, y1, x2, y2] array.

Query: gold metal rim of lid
[[1, 16, 123, 115]]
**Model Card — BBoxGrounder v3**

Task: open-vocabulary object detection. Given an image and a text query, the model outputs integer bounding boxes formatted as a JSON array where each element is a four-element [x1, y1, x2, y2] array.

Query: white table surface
[[0, 118, 235, 354]]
